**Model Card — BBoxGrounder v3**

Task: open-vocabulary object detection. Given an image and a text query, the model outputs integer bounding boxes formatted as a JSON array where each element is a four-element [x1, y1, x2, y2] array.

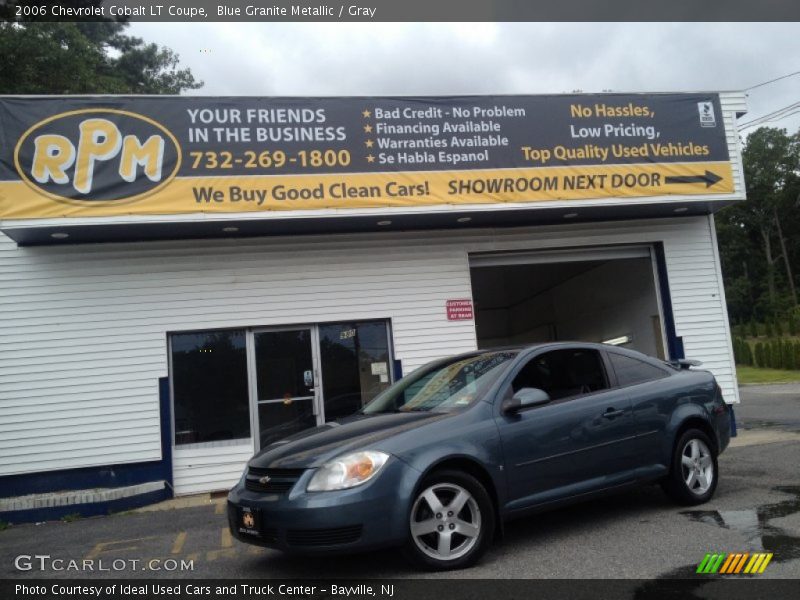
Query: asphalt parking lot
[[1, 384, 798, 580]]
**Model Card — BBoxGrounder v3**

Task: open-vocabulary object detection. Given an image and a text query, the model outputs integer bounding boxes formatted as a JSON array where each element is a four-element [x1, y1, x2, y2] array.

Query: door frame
[[247, 324, 324, 451], [246, 319, 396, 452], [468, 243, 671, 360]]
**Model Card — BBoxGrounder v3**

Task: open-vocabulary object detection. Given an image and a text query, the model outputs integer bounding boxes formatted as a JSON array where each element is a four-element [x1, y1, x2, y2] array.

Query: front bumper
[[227, 457, 416, 554]]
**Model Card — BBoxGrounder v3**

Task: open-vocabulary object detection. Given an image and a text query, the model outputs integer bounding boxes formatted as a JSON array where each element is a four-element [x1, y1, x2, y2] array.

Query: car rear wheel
[[402, 469, 495, 570], [662, 428, 718, 505]]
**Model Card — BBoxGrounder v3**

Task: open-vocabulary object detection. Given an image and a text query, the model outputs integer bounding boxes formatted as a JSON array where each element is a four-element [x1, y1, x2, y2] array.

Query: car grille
[[260, 528, 279, 543], [244, 467, 305, 494], [286, 525, 363, 547]]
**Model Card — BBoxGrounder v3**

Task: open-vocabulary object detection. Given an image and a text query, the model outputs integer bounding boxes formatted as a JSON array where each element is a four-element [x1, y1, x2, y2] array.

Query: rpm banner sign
[[0, 94, 735, 220]]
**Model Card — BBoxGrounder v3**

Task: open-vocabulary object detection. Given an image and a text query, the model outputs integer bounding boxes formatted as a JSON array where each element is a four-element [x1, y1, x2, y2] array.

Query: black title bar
[[2, 0, 800, 22]]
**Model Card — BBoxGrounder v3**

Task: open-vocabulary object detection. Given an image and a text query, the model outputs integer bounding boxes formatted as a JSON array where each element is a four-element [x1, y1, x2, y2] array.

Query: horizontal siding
[[0, 215, 739, 489], [720, 92, 747, 197], [172, 442, 254, 495], [0, 231, 476, 479]]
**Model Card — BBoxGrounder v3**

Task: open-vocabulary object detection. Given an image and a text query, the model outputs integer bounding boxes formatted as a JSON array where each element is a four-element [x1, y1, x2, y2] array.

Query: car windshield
[[362, 350, 518, 414]]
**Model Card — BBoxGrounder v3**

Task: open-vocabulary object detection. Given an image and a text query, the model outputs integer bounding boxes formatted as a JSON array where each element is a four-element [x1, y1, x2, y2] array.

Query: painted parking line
[[171, 532, 187, 555], [79, 521, 269, 570], [85, 536, 158, 560], [221, 527, 233, 549]]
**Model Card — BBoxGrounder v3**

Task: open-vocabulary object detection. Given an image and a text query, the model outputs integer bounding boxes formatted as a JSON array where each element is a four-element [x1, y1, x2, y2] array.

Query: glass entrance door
[[252, 328, 319, 449], [319, 321, 392, 422]]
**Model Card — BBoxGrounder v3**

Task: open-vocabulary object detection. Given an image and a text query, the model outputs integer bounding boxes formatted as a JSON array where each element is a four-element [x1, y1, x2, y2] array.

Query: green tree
[[742, 340, 753, 365], [0, 20, 202, 94], [784, 339, 795, 370], [755, 342, 765, 367], [716, 127, 800, 324], [741, 128, 799, 309]]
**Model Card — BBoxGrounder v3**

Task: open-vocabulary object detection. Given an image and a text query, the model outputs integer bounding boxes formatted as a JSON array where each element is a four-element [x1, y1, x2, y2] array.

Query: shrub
[[765, 321, 774, 337], [785, 339, 795, 370], [775, 319, 783, 336], [750, 321, 759, 337], [755, 342, 765, 368]]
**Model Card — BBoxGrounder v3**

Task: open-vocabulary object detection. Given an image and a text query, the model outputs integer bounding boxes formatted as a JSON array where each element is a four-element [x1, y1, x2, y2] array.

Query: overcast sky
[[129, 22, 800, 135]]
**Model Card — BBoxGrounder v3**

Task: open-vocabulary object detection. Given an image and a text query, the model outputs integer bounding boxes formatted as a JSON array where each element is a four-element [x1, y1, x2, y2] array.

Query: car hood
[[249, 412, 447, 469]]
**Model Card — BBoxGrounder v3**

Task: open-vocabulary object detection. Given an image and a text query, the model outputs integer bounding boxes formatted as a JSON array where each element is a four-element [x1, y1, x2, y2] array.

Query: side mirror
[[502, 387, 551, 414]]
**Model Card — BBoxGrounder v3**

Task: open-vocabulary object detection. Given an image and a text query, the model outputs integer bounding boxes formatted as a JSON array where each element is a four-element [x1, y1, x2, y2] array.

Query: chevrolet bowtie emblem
[[259, 475, 271, 484]]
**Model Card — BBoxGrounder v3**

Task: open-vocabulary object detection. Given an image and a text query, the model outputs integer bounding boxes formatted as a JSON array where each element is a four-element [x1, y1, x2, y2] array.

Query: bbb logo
[[14, 109, 182, 202]]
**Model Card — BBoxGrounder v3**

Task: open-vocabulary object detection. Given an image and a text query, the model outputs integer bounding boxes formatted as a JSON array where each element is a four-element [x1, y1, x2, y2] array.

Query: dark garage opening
[[470, 253, 666, 358]]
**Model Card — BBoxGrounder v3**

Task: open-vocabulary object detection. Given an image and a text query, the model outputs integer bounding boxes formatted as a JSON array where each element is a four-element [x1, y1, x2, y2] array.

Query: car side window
[[512, 349, 608, 401], [608, 352, 669, 386]]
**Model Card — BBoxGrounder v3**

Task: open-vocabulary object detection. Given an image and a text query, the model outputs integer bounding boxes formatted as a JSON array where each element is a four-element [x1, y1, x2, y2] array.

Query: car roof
[[449, 341, 668, 364]]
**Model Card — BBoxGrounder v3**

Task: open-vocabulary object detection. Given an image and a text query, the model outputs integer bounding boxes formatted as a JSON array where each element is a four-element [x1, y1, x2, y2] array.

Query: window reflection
[[171, 330, 250, 445], [320, 321, 391, 421]]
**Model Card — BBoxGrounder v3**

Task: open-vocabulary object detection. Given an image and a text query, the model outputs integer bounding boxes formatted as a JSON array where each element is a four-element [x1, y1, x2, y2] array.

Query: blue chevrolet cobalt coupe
[[228, 342, 730, 569]]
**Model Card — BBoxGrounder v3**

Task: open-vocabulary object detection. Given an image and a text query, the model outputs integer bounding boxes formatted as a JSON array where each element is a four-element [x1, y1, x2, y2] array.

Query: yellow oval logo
[[14, 109, 182, 204]]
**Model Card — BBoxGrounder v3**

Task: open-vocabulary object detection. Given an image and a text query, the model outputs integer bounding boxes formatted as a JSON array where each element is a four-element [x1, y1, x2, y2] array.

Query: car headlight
[[307, 451, 390, 492]]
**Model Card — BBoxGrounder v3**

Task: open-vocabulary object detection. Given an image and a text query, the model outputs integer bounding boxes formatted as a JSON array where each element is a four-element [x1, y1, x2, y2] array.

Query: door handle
[[602, 408, 625, 419]]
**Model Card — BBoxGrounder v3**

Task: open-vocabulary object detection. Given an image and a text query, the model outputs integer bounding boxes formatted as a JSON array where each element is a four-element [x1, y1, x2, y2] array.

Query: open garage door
[[469, 246, 668, 358]]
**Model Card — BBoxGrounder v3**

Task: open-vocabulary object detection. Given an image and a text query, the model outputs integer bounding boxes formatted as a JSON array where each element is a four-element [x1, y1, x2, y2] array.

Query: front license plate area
[[238, 506, 262, 538]]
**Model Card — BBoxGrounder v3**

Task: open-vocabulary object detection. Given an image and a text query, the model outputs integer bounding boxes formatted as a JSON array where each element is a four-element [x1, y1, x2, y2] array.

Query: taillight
[[712, 382, 728, 414]]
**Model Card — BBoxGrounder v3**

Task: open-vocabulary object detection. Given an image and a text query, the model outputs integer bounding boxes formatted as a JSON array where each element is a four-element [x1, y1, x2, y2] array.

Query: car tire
[[662, 428, 719, 505], [402, 469, 495, 570]]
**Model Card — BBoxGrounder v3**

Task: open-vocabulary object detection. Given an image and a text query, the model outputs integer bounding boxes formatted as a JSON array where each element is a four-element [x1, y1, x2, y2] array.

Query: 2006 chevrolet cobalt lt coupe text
[[228, 342, 730, 569]]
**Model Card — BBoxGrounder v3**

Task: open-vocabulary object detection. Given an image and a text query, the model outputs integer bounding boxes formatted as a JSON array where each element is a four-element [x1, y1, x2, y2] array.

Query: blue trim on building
[[0, 377, 174, 523], [159, 376, 174, 490], [1, 488, 169, 525], [653, 243, 684, 360]]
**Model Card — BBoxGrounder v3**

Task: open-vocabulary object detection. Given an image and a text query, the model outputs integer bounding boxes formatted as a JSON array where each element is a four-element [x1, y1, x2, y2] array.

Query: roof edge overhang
[[1, 197, 743, 246]]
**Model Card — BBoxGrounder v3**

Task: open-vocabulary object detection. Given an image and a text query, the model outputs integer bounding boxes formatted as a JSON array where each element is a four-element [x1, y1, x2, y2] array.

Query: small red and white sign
[[446, 299, 474, 321]]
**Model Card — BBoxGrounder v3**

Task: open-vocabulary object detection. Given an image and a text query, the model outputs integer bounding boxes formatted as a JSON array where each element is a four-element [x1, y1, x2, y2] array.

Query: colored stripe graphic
[[744, 554, 761, 574], [733, 553, 749, 573], [758, 553, 773, 573], [719, 553, 736, 574], [701, 552, 774, 574], [697, 553, 727, 573]]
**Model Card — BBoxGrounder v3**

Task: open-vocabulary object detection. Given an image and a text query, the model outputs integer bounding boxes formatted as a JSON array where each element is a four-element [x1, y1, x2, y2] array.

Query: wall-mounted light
[[602, 335, 632, 346]]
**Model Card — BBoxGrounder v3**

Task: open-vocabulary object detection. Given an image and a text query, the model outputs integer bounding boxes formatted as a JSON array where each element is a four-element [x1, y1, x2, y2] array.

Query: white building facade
[[0, 92, 746, 519]]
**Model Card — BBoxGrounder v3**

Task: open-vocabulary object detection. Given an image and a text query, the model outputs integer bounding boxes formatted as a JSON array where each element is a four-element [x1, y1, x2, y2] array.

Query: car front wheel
[[662, 428, 719, 505], [402, 469, 495, 570]]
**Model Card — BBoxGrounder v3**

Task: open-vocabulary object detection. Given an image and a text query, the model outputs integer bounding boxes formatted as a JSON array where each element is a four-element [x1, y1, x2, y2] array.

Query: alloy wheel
[[410, 483, 482, 561], [681, 438, 714, 495]]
